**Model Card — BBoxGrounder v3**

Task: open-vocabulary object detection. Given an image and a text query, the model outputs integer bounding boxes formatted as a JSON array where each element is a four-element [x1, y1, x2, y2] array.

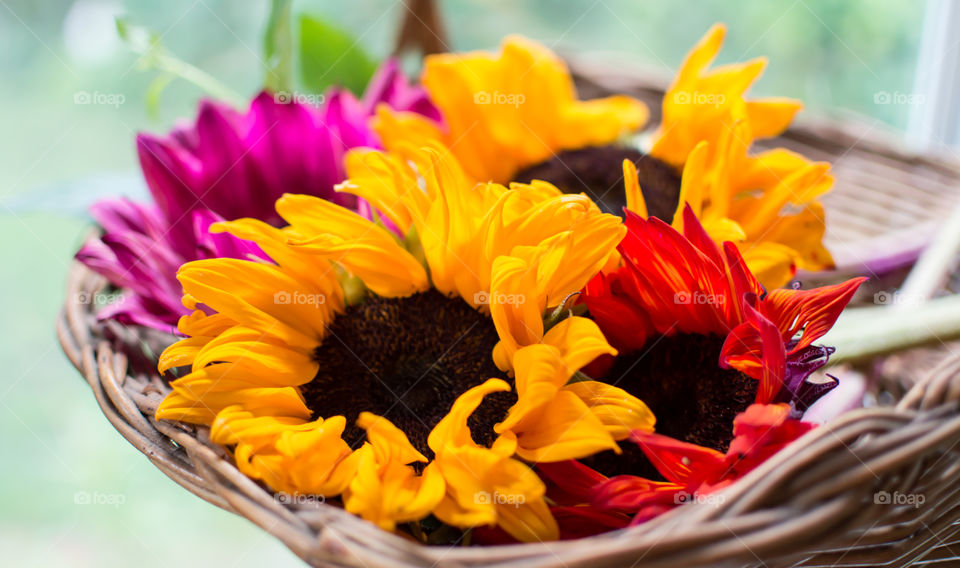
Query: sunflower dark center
[[301, 290, 516, 460], [581, 333, 757, 479], [514, 146, 682, 221]]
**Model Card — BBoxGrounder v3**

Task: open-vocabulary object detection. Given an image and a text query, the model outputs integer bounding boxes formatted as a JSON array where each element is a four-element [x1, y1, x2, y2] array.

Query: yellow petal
[[701, 217, 747, 244], [623, 159, 648, 218], [357, 412, 428, 465], [176, 309, 234, 338], [158, 381, 310, 423], [495, 494, 559, 543], [496, 344, 566, 432], [745, 98, 803, 139], [737, 163, 832, 236], [541, 316, 617, 375], [211, 218, 322, 279], [489, 256, 545, 370], [192, 326, 316, 378], [210, 408, 316, 445], [277, 194, 429, 297], [738, 241, 801, 290], [343, 444, 444, 531], [561, 380, 656, 439], [560, 95, 649, 147], [672, 140, 710, 227], [253, 417, 358, 496], [379, 36, 645, 184], [428, 378, 511, 456], [177, 258, 332, 351], [511, 389, 619, 462], [431, 445, 558, 542], [337, 148, 415, 233], [158, 336, 208, 373], [433, 492, 497, 528]]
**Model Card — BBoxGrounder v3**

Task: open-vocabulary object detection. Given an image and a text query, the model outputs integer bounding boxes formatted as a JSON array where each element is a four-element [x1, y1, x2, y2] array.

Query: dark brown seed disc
[[513, 146, 682, 222], [582, 333, 757, 479], [301, 289, 516, 460]]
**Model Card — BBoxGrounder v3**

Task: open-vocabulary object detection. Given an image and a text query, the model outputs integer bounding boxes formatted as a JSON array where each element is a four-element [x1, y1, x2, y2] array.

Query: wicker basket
[[58, 71, 960, 567], [57, 262, 960, 567]]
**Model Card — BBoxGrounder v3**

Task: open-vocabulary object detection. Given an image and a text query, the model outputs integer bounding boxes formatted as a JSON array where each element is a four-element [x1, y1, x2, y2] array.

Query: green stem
[[567, 370, 595, 384], [824, 295, 960, 364], [263, 0, 294, 93], [542, 291, 586, 330], [116, 18, 245, 108], [149, 54, 246, 107]]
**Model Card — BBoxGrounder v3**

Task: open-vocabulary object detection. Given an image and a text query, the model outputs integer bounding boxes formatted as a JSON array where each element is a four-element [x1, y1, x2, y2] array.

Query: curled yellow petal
[[561, 380, 656, 440], [343, 414, 444, 531], [428, 378, 511, 456], [510, 389, 619, 462]]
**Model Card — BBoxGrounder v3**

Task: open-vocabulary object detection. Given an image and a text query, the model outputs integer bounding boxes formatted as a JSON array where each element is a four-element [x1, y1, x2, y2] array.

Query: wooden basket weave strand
[[58, 259, 960, 567]]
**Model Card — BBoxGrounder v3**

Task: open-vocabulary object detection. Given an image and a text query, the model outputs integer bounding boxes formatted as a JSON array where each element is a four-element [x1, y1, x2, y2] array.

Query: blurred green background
[[0, 1, 926, 566]]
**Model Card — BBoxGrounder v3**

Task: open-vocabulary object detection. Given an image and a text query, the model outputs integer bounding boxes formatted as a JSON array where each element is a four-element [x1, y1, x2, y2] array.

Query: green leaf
[[263, 0, 293, 93], [299, 15, 377, 95]]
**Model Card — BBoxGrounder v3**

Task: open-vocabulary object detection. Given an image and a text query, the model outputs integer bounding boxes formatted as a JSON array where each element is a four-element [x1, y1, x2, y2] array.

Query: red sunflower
[[536, 403, 816, 526], [531, 205, 865, 526], [583, 206, 864, 446]]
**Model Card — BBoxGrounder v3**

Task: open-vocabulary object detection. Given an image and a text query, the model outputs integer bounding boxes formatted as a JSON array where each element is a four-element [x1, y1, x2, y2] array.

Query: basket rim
[[57, 259, 960, 567]]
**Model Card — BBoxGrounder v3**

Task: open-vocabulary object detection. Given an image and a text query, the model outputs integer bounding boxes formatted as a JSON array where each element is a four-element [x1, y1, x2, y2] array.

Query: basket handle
[[393, 0, 449, 56]]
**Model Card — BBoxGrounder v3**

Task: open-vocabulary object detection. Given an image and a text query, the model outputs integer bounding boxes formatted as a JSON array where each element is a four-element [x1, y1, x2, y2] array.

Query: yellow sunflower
[[641, 24, 833, 287], [375, 26, 833, 288], [373, 36, 649, 185], [156, 144, 653, 542]]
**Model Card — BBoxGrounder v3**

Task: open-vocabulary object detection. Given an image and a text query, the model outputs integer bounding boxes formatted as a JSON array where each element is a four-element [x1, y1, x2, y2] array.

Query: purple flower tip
[[776, 343, 839, 417]]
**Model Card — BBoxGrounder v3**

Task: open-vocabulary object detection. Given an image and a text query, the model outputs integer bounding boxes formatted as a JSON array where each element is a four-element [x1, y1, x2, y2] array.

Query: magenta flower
[[76, 200, 265, 332], [323, 58, 443, 150], [77, 60, 439, 332]]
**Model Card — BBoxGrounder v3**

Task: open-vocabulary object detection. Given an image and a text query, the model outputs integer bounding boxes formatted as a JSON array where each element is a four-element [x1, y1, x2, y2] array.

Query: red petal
[[722, 241, 764, 321], [538, 460, 610, 506], [552, 506, 632, 539], [629, 502, 677, 526], [617, 212, 738, 335], [681, 204, 724, 268], [725, 403, 815, 475], [471, 525, 517, 545], [592, 474, 684, 512], [760, 277, 867, 353], [629, 431, 726, 484], [720, 303, 786, 404], [582, 271, 655, 352]]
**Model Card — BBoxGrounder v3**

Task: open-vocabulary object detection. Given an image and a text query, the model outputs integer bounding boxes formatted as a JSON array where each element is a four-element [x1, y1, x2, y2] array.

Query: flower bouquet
[[59, 6, 960, 567]]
